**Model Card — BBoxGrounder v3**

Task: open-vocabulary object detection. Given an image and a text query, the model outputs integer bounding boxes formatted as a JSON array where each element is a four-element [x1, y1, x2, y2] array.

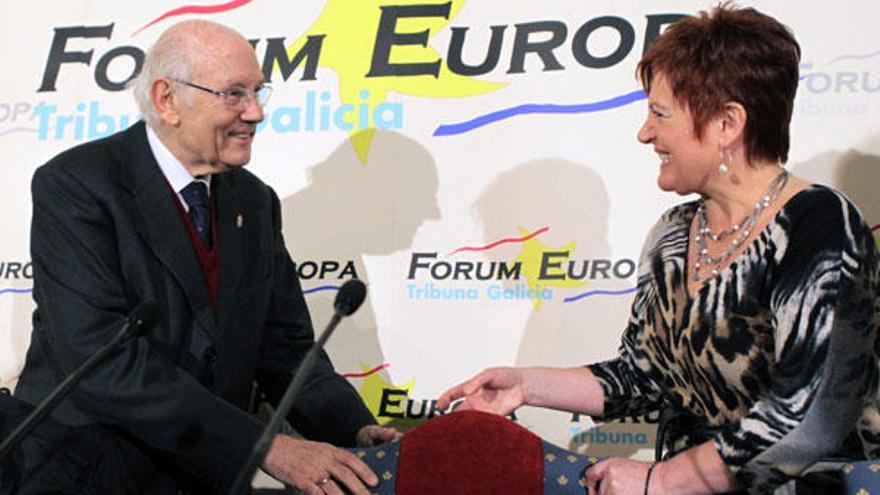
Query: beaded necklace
[[692, 169, 788, 282]]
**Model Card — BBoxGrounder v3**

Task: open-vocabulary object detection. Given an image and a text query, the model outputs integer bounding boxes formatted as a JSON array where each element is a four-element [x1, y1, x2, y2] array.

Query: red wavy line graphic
[[343, 363, 390, 379], [448, 227, 549, 256], [872, 224, 880, 231], [133, 0, 256, 36]]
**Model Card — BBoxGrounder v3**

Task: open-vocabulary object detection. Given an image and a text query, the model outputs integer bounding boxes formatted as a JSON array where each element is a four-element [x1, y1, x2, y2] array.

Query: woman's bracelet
[[644, 462, 658, 495]]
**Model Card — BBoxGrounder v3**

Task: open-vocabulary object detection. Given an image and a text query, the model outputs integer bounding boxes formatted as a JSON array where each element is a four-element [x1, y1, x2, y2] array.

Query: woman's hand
[[584, 458, 659, 495], [355, 424, 402, 447], [436, 367, 527, 415]]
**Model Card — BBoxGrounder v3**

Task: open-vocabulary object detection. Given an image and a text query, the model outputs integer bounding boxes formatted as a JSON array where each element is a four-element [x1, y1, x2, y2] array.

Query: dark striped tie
[[181, 181, 211, 249]]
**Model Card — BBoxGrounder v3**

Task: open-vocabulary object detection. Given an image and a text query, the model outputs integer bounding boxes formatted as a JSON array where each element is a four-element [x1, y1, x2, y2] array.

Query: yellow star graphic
[[285, 0, 504, 162], [513, 228, 588, 310], [356, 363, 417, 426]]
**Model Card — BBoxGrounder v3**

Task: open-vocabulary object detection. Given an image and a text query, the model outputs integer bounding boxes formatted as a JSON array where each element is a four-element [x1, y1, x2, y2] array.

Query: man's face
[[172, 37, 265, 175]]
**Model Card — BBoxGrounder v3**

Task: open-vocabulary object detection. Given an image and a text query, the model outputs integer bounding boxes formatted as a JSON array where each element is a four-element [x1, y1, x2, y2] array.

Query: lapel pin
[[236, 214, 243, 228]]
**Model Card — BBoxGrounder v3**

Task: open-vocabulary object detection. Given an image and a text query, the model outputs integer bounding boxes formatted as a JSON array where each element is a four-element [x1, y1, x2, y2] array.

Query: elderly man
[[14, 20, 394, 494]]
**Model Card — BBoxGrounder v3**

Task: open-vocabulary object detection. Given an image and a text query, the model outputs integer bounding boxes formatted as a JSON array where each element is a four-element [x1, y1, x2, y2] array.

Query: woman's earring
[[727, 150, 741, 185], [718, 149, 729, 174]]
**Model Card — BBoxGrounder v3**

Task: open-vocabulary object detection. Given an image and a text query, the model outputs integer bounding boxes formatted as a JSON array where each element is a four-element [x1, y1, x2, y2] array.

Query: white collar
[[145, 125, 211, 196]]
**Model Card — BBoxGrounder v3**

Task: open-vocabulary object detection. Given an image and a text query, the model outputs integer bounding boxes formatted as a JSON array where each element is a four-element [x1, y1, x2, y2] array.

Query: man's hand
[[355, 424, 402, 447], [262, 434, 378, 495]]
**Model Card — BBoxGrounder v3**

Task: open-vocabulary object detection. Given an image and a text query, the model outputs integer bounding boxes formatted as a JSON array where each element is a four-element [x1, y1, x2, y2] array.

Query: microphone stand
[[229, 280, 366, 495], [228, 312, 344, 494], [0, 302, 157, 460]]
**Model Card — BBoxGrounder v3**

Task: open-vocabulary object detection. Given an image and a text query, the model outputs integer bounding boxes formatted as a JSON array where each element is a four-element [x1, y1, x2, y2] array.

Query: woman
[[438, 4, 880, 494]]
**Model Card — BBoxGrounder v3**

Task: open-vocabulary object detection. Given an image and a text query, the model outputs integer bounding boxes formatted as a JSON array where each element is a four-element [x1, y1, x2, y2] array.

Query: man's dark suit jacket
[[14, 121, 375, 490]]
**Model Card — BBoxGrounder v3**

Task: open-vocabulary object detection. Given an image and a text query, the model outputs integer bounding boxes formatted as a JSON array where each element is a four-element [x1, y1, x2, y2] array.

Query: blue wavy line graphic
[[826, 50, 880, 66], [0, 288, 33, 295], [302, 285, 340, 295], [433, 89, 647, 137], [0, 127, 38, 137], [564, 287, 636, 303]]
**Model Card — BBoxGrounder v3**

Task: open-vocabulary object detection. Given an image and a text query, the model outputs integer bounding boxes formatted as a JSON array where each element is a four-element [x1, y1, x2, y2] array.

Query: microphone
[[0, 301, 159, 460], [229, 279, 367, 495], [333, 278, 367, 316]]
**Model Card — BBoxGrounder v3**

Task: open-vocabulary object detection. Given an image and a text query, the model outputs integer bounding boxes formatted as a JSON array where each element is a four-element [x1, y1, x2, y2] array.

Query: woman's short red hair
[[638, 3, 801, 164]]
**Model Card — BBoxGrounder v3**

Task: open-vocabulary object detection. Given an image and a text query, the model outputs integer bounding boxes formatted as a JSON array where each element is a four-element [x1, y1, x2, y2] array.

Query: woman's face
[[637, 74, 720, 195]]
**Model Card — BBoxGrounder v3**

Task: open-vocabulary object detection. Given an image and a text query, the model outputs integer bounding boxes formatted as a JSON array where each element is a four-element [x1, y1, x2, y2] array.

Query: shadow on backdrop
[[790, 147, 880, 226], [472, 159, 652, 457], [280, 129, 440, 428]]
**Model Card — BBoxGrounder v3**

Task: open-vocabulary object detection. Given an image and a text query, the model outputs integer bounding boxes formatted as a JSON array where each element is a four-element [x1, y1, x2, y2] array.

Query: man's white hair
[[128, 20, 248, 127]]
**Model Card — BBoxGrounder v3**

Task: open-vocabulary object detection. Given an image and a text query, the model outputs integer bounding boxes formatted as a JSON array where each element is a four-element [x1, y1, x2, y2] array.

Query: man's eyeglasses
[[172, 79, 272, 109]]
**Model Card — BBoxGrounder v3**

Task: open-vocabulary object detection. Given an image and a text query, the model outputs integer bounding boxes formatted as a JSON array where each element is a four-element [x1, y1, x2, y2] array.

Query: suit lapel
[[120, 122, 219, 340], [214, 171, 244, 334]]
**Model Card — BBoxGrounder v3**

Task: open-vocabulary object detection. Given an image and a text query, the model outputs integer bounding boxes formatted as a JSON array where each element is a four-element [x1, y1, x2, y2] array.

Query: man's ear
[[151, 78, 181, 126], [717, 101, 747, 149]]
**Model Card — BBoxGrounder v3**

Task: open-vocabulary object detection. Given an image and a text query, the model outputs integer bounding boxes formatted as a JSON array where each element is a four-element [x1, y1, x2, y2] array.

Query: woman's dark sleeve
[[713, 192, 879, 493]]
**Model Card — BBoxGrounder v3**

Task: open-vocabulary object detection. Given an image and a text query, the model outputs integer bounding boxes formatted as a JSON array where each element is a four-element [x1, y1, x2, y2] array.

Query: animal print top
[[587, 185, 880, 493]]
